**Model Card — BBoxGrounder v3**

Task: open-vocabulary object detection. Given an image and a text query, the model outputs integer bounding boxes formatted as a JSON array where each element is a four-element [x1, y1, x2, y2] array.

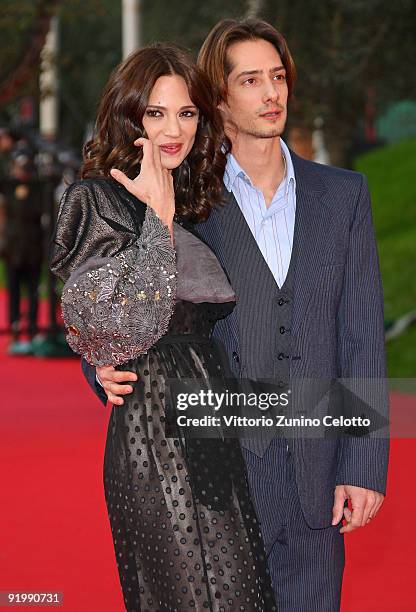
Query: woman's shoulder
[[63, 177, 118, 199], [63, 177, 144, 213], [62, 177, 147, 234]]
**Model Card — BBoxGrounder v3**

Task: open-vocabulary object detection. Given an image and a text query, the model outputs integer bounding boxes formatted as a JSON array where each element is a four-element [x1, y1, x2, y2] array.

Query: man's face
[[0, 132, 14, 153], [220, 38, 288, 139]]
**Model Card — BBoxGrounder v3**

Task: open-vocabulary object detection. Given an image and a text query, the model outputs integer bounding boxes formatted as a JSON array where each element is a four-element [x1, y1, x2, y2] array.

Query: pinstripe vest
[[199, 190, 297, 455]]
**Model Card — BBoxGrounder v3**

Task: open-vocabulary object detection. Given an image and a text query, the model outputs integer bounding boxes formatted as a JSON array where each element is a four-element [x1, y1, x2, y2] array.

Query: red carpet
[[0, 290, 415, 610]]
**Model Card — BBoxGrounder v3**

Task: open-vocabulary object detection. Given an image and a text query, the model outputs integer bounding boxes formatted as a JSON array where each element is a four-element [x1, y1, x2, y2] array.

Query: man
[[82, 19, 389, 611], [1, 148, 43, 354]]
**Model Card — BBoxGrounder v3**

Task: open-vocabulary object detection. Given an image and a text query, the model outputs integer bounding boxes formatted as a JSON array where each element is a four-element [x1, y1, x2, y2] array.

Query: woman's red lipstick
[[160, 143, 183, 155]]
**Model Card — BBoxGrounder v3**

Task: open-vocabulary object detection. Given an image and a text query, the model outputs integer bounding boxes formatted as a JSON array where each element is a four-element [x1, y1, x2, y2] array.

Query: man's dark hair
[[198, 18, 296, 104]]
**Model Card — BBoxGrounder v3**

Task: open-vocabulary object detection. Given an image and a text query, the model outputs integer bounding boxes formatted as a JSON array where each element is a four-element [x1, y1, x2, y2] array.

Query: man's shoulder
[[291, 152, 365, 193]]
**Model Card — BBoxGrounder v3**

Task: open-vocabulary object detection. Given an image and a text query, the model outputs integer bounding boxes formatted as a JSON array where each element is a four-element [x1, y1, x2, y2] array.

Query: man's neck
[[229, 133, 285, 207]]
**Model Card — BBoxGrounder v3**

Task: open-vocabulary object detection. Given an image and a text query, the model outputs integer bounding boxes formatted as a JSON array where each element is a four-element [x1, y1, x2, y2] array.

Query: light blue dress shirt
[[223, 138, 296, 289]]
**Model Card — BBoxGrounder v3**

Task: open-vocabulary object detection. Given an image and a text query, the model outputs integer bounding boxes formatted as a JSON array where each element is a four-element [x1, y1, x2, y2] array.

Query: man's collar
[[224, 137, 296, 194], [280, 138, 296, 195], [223, 153, 245, 192]]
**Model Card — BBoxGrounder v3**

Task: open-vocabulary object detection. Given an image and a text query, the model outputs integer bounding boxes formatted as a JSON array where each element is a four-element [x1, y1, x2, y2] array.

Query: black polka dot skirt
[[103, 340, 277, 611]]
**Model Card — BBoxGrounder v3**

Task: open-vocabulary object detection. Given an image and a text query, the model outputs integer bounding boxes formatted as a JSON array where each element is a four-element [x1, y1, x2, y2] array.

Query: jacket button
[[232, 351, 240, 364], [279, 326, 286, 334], [277, 352, 286, 360]]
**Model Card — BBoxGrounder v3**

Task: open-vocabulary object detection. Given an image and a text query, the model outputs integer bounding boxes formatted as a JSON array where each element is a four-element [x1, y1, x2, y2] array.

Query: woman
[[50, 44, 276, 611]]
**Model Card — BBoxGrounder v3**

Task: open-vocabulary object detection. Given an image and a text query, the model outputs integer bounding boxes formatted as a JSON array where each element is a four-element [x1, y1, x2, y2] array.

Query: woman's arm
[[50, 181, 177, 367]]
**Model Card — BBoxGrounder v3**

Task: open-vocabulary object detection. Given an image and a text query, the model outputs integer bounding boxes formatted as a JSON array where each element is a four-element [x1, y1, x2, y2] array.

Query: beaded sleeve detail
[[61, 206, 177, 366]]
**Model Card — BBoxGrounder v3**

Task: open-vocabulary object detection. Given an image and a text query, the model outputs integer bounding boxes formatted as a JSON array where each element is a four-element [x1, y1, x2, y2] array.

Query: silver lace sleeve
[[60, 206, 177, 366]]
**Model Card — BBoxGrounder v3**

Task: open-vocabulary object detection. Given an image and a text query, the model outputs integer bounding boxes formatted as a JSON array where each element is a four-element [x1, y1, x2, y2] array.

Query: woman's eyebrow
[[146, 104, 198, 110]]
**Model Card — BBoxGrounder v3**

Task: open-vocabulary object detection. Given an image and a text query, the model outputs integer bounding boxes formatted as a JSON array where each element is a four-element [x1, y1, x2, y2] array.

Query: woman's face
[[142, 75, 199, 170]]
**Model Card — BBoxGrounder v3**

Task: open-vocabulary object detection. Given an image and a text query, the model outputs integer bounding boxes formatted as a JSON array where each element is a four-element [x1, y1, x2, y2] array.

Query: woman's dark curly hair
[[81, 43, 229, 222]]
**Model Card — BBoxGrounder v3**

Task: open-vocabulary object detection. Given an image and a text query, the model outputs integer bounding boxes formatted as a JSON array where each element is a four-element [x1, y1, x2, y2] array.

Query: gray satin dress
[[50, 178, 277, 612]]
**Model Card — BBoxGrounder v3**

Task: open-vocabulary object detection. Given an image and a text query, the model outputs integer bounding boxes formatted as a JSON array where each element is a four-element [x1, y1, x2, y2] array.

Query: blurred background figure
[[0, 146, 43, 354], [0, 126, 20, 175], [0, 119, 77, 355]]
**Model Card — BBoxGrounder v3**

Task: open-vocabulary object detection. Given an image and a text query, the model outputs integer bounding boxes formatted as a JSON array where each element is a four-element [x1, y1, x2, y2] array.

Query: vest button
[[279, 326, 286, 334], [232, 351, 240, 364], [278, 298, 285, 306], [277, 352, 285, 360]]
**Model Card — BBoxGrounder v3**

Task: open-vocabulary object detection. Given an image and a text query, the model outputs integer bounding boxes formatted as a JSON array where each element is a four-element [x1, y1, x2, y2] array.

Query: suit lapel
[[198, 191, 277, 356], [196, 200, 241, 346], [214, 191, 282, 373], [218, 189, 279, 295], [290, 152, 329, 334]]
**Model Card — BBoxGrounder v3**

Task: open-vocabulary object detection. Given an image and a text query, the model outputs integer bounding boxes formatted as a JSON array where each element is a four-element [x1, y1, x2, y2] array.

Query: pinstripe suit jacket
[[81, 150, 389, 528], [194, 151, 389, 528]]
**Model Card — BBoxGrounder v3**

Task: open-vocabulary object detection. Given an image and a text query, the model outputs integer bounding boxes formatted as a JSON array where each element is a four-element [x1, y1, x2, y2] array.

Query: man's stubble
[[225, 115, 285, 142]]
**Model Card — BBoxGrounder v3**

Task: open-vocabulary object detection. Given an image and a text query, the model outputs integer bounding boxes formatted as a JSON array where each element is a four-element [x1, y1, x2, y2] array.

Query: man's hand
[[97, 365, 137, 406], [332, 484, 384, 534]]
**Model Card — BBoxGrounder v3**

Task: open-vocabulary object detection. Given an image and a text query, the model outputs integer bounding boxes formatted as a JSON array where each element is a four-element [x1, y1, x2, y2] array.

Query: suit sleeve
[[81, 358, 108, 406], [335, 174, 389, 494]]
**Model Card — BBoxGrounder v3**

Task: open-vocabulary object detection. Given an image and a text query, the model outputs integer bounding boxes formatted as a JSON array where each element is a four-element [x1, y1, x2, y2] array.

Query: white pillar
[[312, 117, 330, 165], [246, 0, 263, 17], [122, 0, 141, 59], [39, 15, 59, 140]]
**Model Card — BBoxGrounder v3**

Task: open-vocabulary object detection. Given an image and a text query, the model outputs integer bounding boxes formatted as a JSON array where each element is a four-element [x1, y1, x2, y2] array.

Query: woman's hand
[[110, 138, 175, 232]]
